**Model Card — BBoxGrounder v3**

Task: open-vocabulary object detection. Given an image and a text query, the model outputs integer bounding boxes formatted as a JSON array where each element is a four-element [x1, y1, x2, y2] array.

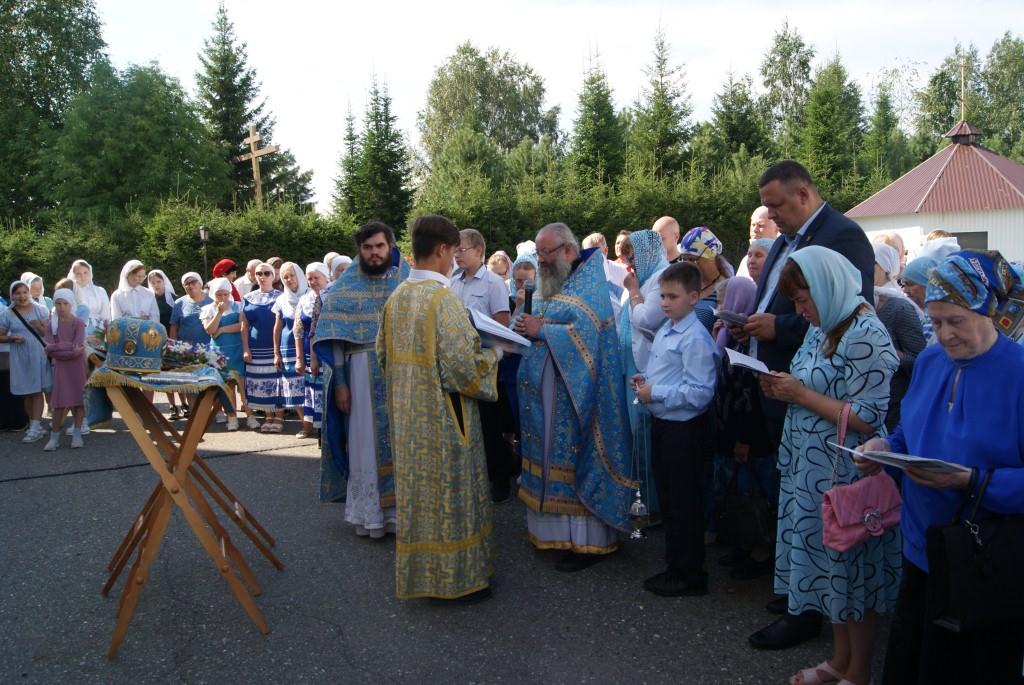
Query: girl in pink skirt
[[43, 289, 88, 450]]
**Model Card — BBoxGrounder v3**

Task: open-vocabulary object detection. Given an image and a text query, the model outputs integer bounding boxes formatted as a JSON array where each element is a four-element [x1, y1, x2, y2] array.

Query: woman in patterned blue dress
[[293, 262, 329, 438], [240, 263, 283, 432], [759, 246, 900, 685], [271, 262, 307, 435]]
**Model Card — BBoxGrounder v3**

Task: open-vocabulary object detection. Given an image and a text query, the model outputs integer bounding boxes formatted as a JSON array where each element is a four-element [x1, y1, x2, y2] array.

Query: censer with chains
[[628, 380, 653, 539]]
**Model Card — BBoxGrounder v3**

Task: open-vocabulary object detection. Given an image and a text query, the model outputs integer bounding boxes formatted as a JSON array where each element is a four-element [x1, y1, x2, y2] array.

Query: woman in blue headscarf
[[620, 229, 670, 516], [856, 250, 1024, 685], [758, 246, 900, 685]]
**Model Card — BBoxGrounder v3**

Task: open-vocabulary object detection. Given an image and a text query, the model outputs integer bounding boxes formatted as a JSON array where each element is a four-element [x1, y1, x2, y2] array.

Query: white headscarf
[[67, 259, 110, 326], [329, 255, 351, 279], [874, 243, 923, 320], [305, 262, 330, 281], [323, 252, 341, 269], [19, 272, 46, 308], [50, 288, 77, 334], [180, 271, 202, 288], [275, 261, 308, 318], [147, 269, 176, 306], [117, 260, 146, 294], [208, 277, 232, 294]]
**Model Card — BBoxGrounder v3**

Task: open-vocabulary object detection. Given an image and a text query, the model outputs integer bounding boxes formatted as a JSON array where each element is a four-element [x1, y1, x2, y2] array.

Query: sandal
[[268, 421, 283, 433], [790, 661, 843, 685], [260, 421, 273, 433]]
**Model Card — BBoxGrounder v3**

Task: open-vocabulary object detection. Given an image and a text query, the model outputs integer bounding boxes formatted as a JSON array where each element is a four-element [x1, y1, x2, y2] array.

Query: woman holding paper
[[855, 250, 1024, 685], [757, 246, 899, 685]]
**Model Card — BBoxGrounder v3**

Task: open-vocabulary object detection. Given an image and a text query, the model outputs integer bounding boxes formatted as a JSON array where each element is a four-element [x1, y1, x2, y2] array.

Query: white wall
[[853, 209, 1024, 261]]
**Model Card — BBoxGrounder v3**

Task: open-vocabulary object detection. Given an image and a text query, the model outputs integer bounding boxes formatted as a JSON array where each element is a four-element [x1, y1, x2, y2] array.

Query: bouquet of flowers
[[162, 338, 227, 371]]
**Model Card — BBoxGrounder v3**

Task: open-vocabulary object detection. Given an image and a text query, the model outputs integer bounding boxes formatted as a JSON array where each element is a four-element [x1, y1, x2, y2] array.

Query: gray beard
[[539, 260, 571, 299]]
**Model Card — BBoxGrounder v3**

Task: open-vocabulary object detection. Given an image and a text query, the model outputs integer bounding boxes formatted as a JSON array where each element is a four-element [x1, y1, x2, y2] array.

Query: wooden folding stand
[[100, 384, 284, 658]]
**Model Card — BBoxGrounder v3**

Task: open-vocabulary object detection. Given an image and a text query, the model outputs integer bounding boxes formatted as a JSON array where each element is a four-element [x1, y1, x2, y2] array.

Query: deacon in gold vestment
[[377, 215, 501, 601]]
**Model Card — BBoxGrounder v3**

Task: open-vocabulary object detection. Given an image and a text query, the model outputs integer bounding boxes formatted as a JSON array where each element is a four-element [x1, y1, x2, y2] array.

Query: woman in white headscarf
[[872, 243, 927, 431], [147, 269, 177, 327], [271, 261, 308, 435], [329, 255, 351, 280], [109, 260, 160, 322], [201, 277, 249, 431], [293, 262, 329, 438], [68, 259, 112, 334], [20, 272, 53, 312]]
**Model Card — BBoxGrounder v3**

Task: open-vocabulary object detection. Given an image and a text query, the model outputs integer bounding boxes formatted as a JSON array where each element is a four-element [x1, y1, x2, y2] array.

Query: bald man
[[582, 232, 627, 287], [749, 206, 779, 241], [737, 207, 780, 278], [652, 216, 683, 263]]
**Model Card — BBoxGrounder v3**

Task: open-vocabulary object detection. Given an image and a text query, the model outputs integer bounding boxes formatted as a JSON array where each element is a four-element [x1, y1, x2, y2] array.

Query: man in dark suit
[[731, 160, 874, 651]]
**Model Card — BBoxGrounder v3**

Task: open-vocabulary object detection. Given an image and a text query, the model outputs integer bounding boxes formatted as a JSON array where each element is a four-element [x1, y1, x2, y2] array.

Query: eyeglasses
[[455, 246, 475, 254], [256, 271, 273, 276], [184, 279, 200, 286], [536, 242, 567, 258]]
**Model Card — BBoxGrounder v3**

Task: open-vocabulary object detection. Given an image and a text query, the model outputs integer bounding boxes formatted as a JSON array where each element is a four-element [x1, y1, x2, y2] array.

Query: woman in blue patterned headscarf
[[619, 229, 670, 515], [855, 249, 1024, 684]]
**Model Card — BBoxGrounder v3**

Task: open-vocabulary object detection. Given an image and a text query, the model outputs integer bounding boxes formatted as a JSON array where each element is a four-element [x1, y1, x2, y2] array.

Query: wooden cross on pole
[[231, 125, 279, 209]]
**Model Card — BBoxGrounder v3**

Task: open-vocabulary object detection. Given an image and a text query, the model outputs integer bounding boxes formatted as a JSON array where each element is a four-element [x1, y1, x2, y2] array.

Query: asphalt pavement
[[0, 412, 889, 685]]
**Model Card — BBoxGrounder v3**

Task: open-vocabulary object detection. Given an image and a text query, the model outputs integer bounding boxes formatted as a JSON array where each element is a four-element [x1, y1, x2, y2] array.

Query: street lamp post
[[198, 224, 209, 281]]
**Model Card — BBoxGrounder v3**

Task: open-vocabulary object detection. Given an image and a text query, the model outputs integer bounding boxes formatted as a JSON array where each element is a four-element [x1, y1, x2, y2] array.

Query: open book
[[469, 309, 532, 355], [725, 347, 770, 374], [714, 308, 749, 327], [828, 443, 970, 475]]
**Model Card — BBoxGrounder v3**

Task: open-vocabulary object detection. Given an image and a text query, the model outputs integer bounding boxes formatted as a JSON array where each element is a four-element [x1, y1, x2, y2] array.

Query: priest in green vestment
[[377, 214, 501, 602]]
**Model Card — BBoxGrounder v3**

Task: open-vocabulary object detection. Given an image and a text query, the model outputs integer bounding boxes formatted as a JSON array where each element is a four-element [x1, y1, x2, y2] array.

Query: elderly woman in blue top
[[856, 250, 1024, 685], [758, 246, 900, 685]]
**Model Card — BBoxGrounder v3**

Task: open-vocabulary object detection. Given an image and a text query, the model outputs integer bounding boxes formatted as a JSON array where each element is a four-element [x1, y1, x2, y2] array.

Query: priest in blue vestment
[[514, 222, 636, 572], [313, 221, 409, 538]]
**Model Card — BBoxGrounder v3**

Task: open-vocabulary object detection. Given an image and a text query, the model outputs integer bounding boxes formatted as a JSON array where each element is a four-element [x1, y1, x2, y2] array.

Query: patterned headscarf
[[680, 226, 723, 261], [788, 246, 868, 333], [629, 229, 669, 286], [925, 250, 1019, 317]]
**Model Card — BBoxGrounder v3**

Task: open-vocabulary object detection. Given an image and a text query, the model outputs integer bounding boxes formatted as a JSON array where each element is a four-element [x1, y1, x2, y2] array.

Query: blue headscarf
[[509, 250, 539, 295], [925, 250, 1019, 317], [902, 256, 937, 287], [788, 246, 868, 333], [750, 237, 776, 253], [629, 229, 669, 286]]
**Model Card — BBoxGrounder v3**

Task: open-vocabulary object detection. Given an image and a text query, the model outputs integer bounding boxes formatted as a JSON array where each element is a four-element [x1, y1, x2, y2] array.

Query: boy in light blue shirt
[[633, 261, 719, 597]]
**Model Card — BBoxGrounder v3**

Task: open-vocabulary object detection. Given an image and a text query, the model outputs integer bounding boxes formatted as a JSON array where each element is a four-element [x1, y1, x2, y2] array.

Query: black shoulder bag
[[12, 308, 46, 347], [925, 468, 1024, 632]]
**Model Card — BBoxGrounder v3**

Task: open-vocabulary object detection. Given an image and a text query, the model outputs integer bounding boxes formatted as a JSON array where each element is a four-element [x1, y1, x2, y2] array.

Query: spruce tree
[[339, 80, 412, 235], [799, 56, 863, 193], [859, 85, 911, 182], [628, 27, 691, 177], [569, 63, 625, 182], [708, 72, 772, 163], [195, 2, 312, 210]]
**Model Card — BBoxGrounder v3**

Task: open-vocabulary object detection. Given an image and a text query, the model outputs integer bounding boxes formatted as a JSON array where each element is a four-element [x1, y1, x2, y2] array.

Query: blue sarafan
[[105, 317, 167, 374], [517, 247, 636, 531]]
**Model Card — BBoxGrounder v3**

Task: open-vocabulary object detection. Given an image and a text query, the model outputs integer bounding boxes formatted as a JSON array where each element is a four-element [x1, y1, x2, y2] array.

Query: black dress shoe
[[429, 587, 492, 605], [643, 571, 708, 597], [748, 613, 822, 650], [718, 548, 751, 567], [766, 595, 787, 615], [730, 557, 770, 580], [555, 551, 609, 573]]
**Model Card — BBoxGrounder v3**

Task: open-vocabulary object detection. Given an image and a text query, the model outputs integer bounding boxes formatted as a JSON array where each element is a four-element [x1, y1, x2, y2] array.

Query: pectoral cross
[[231, 125, 279, 209]]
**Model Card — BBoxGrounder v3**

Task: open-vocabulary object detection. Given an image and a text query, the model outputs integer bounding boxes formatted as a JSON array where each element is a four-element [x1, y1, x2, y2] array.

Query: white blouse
[[110, 287, 160, 322]]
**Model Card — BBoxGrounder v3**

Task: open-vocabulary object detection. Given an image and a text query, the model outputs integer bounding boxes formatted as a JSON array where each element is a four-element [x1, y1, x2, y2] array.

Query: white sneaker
[[246, 416, 261, 430], [43, 433, 60, 451], [71, 434, 84, 449], [226, 417, 239, 431], [215, 411, 227, 424], [67, 421, 90, 436], [22, 427, 44, 443]]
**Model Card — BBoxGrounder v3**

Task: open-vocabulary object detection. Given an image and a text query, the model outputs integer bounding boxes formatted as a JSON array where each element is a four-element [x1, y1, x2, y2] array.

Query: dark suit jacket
[[752, 202, 875, 420]]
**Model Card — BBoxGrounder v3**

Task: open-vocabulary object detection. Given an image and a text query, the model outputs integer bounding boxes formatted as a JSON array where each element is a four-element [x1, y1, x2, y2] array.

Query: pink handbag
[[821, 403, 902, 553]]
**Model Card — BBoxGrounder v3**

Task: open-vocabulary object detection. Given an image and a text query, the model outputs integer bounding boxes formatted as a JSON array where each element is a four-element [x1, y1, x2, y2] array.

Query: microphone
[[523, 281, 535, 315]]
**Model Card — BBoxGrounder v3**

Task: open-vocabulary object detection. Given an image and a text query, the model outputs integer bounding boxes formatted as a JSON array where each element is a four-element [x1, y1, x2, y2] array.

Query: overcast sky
[[94, 0, 1020, 212]]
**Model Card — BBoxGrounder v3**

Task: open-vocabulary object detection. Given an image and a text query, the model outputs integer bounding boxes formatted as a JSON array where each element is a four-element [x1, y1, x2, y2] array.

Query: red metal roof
[[846, 127, 1024, 218]]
